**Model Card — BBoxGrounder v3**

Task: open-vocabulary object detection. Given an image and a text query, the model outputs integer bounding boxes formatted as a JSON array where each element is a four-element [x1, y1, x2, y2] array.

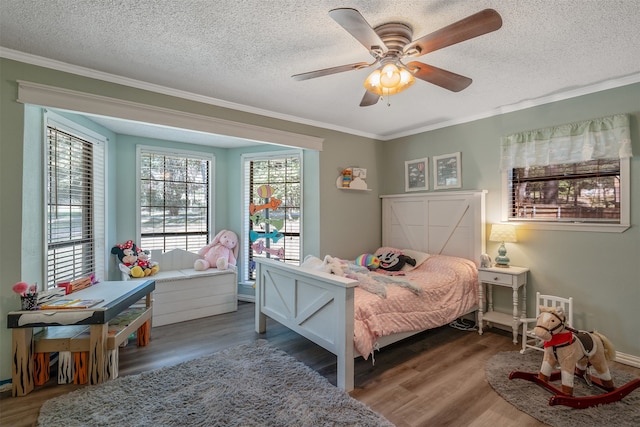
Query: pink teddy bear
[[194, 229, 239, 271]]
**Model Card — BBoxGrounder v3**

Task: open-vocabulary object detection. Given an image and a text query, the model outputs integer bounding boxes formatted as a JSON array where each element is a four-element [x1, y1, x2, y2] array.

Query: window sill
[[505, 221, 630, 233]]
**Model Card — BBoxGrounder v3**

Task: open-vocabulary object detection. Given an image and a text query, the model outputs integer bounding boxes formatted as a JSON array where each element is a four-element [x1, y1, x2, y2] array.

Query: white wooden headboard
[[380, 190, 486, 265]]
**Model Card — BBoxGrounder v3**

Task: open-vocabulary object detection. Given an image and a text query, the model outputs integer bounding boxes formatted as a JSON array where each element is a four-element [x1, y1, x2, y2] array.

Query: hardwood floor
[[2, 302, 638, 426]]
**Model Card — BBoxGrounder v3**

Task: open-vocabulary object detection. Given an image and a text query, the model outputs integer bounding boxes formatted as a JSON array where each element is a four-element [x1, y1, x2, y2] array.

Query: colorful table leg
[[33, 352, 50, 386], [88, 323, 108, 384], [11, 328, 35, 397]]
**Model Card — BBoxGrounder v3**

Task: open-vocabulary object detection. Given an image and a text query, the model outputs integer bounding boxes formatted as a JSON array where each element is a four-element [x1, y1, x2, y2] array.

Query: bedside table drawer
[[478, 270, 513, 285]]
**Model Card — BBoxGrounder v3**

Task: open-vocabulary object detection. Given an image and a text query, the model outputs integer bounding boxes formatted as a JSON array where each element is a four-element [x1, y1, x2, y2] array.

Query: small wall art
[[405, 157, 428, 192], [433, 152, 462, 190]]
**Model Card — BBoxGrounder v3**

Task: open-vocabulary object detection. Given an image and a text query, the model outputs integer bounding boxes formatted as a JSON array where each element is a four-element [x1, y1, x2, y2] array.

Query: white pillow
[[400, 249, 431, 271]]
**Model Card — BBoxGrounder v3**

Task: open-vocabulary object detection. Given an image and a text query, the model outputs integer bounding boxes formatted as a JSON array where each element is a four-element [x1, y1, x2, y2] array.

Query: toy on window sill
[[111, 240, 159, 278], [194, 229, 239, 271]]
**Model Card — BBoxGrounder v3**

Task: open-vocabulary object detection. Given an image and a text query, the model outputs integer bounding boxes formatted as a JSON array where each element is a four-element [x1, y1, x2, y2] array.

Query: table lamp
[[489, 224, 517, 267]]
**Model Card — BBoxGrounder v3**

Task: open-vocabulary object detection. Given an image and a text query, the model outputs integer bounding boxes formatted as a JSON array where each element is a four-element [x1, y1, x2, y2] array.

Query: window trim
[[135, 145, 215, 250], [43, 110, 108, 288], [501, 157, 630, 233]]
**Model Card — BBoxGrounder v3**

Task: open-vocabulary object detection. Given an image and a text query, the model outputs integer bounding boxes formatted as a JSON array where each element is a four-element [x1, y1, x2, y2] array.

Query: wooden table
[[7, 280, 155, 396]]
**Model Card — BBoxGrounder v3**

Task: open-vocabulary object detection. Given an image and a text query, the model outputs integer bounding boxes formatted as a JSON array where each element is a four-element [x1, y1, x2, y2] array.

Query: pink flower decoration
[[12, 281, 29, 296]]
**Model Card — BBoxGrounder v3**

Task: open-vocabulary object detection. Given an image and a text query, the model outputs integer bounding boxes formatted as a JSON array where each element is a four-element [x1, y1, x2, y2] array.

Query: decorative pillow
[[400, 249, 431, 271], [374, 247, 416, 272]]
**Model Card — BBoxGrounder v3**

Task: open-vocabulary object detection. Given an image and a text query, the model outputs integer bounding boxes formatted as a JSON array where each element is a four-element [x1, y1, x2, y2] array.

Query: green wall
[[1, 56, 637, 385], [382, 84, 640, 359]]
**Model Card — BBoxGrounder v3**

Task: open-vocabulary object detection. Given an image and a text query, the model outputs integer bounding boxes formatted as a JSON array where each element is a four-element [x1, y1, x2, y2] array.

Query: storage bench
[[123, 248, 237, 326]]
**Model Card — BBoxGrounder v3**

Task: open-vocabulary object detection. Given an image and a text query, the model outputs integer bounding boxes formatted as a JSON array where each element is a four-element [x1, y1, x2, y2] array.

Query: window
[[501, 114, 631, 232], [509, 159, 622, 221], [242, 152, 302, 282], [46, 113, 106, 289], [138, 147, 213, 252]]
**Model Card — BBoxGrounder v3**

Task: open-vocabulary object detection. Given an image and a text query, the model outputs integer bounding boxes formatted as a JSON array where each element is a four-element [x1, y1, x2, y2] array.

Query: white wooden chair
[[520, 292, 573, 354]]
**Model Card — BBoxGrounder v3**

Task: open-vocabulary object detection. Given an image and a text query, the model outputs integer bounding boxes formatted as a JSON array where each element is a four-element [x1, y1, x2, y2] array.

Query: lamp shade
[[489, 224, 517, 243], [363, 63, 415, 96]]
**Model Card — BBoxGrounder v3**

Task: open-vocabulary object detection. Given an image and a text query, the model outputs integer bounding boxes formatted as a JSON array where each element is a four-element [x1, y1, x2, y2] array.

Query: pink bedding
[[353, 254, 478, 359]]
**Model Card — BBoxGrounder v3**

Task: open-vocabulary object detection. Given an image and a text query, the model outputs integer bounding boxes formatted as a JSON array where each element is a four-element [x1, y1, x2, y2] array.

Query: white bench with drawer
[[123, 248, 237, 326]]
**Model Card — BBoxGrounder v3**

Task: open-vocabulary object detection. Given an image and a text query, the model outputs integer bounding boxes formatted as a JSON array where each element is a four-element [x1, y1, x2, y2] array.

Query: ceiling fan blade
[[407, 61, 472, 92], [292, 61, 373, 81], [405, 9, 502, 57], [360, 90, 380, 107], [329, 8, 388, 56]]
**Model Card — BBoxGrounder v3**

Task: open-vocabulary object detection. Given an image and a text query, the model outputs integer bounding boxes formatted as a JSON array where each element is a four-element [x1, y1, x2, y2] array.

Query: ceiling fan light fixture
[[363, 63, 415, 96], [380, 63, 402, 87]]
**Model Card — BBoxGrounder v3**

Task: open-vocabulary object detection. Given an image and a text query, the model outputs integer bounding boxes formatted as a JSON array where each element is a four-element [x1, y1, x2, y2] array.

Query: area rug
[[37, 340, 393, 427], [486, 351, 640, 427]]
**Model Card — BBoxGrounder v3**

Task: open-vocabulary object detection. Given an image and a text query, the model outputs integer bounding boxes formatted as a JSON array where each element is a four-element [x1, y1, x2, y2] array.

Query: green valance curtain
[[500, 114, 632, 171]]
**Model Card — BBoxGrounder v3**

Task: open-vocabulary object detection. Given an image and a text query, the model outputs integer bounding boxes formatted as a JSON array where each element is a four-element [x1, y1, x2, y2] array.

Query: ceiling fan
[[292, 8, 502, 106]]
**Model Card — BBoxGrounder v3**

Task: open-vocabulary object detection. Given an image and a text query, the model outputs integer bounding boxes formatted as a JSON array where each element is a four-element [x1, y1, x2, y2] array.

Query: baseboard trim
[[238, 294, 255, 303], [615, 351, 640, 368]]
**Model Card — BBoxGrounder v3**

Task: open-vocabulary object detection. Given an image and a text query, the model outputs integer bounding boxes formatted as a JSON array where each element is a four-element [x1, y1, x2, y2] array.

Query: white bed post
[[255, 261, 267, 334], [336, 285, 355, 391]]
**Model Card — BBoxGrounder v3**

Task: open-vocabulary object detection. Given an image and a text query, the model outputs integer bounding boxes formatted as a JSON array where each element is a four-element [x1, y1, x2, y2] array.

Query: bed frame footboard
[[255, 258, 359, 391]]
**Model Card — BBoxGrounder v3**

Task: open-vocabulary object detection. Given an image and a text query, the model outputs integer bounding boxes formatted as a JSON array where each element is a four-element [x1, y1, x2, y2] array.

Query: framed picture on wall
[[405, 157, 428, 192], [433, 152, 462, 190]]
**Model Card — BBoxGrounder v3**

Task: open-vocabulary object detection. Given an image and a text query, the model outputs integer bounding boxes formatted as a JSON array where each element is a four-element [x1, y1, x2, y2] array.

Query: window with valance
[[500, 114, 632, 231]]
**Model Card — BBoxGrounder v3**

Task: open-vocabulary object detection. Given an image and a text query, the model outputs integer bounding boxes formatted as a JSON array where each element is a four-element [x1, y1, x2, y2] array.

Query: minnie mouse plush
[[375, 249, 416, 272], [111, 240, 145, 278], [111, 240, 159, 277]]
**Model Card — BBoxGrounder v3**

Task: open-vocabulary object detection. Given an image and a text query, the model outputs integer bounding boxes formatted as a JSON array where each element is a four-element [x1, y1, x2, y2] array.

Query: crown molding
[[3, 48, 639, 142], [0, 48, 377, 140], [17, 80, 324, 151], [385, 73, 640, 140]]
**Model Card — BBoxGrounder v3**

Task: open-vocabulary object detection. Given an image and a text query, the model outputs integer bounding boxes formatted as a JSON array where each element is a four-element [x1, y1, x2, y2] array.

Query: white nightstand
[[477, 265, 529, 344]]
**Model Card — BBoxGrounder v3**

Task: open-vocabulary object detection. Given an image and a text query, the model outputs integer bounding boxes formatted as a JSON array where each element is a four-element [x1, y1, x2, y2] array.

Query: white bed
[[255, 190, 486, 391]]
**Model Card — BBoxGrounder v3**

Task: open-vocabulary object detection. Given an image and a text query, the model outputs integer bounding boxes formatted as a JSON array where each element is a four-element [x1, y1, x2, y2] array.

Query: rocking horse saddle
[[574, 331, 596, 357], [548, 330, 596, 361]]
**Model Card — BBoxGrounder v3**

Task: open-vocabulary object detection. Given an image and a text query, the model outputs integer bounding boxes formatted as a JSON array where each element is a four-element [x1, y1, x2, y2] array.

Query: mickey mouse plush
[[111, 240, 159, 278], [375, 249, 416, 272], [111, 240, 145, 278]]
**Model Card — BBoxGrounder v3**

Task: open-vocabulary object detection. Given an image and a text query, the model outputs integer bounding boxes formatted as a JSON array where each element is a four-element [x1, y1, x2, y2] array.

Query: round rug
[[485, 351, 640, 427]]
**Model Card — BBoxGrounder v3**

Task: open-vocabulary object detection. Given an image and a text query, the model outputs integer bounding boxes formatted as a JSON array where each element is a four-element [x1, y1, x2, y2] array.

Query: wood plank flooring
[[2, 302, 638, 426]]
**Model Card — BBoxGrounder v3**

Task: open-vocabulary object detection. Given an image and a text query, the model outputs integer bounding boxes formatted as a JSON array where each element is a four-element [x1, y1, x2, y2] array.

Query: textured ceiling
[[1, 0, 639, 144]]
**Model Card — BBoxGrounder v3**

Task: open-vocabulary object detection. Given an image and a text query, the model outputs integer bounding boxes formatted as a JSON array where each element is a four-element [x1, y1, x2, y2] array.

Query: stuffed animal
[[111, 240, 159, 278], [301, 255, 349, 276], [135, 245, 160, 276], [111, 240, 145, 278], [375, 249, 416, 271], [354, 254, 380, 270], [194, 229, 239, 271]]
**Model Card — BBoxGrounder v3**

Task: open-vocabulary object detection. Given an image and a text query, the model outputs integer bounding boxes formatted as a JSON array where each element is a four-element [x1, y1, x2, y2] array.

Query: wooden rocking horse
[[509, 306, 640, 408]]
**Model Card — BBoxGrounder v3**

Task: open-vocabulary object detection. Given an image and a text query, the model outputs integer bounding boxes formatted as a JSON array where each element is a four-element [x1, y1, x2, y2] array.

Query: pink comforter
[[353, 254, 478, 359]]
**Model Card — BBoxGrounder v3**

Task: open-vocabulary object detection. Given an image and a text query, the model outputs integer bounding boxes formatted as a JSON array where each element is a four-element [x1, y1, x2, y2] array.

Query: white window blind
[[241, 151, 302, 282], [46, 116, 106, 288], [138, 147, 213, 252]]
